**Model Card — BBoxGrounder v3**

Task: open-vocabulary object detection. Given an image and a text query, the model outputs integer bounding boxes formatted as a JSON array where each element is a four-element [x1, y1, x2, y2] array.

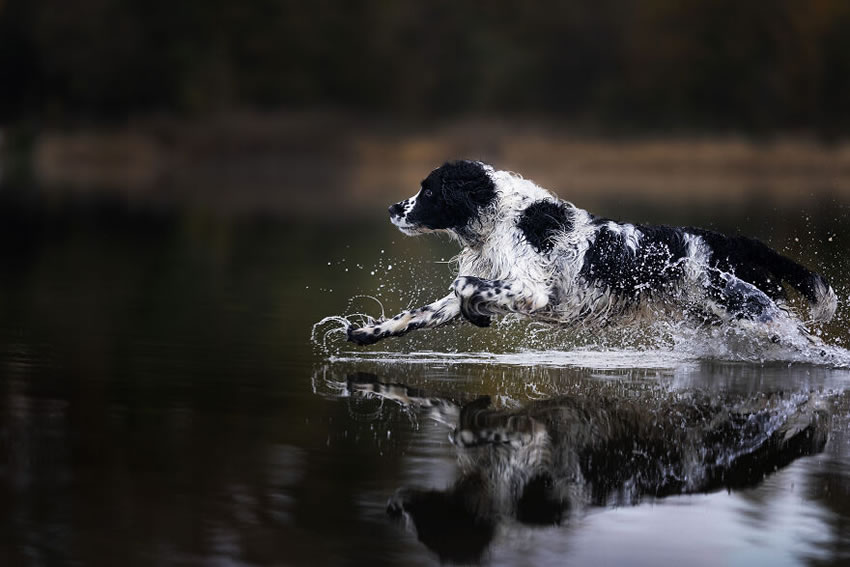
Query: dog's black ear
[[440, 161, 496, 221]]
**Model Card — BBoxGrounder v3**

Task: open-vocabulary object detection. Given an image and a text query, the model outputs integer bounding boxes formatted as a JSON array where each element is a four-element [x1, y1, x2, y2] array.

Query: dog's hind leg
[[347, 294, 461, 345], [452, 276, 550, 327], [714, 273, 781, 323], [707, 272, 823, 347]]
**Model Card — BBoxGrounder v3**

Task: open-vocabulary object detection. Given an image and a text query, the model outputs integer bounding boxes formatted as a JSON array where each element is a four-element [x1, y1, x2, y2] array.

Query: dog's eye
[[424, 189, 433, 197]]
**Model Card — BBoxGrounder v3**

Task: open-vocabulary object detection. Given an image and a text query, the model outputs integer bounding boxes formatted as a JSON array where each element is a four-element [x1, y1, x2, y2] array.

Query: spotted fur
[[347, 160, 838, 345]]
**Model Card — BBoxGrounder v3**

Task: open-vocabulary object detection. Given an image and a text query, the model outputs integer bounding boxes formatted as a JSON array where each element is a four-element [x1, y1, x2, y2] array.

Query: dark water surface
[[2, 189, 850, 566]]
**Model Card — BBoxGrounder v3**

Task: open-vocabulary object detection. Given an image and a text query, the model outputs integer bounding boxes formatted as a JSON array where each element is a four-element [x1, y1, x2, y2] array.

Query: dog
[[347, 160, 837, 346]]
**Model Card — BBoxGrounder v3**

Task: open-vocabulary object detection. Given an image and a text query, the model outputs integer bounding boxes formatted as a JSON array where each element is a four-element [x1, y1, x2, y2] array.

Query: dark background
[[2, 4, 850, 566], [2, 0, 850, 135], [3, 0, 850, 219]]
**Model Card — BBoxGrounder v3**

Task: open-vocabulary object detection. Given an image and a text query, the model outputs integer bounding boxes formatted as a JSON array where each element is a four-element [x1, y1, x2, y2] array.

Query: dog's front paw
[[458, 291, 492, 327], [460, 302, 492, 327], [347, 325, 384, 346], [453, 277, 492, 327]]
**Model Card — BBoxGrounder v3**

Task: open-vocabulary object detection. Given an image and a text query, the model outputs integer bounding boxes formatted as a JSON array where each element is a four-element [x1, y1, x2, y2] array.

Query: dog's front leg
[[347, 294, 460, 345], [452, 276, 550, 327]]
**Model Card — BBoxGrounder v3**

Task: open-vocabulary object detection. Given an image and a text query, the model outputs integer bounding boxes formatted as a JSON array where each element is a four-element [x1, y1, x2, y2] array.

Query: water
[[2, 188, 850, 566]]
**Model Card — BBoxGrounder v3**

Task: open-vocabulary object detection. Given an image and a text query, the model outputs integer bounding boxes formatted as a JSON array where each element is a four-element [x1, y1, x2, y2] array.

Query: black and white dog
[[347, 160, 837, 346]]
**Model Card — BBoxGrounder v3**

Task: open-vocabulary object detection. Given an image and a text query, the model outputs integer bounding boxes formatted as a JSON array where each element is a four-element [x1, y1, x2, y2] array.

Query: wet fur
[[347, 160, 837, 345]]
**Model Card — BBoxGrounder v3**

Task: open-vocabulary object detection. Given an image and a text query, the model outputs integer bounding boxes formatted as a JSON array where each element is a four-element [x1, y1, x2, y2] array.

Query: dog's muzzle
[[389, 200, 412, 228], [388, 202, 405, 218], [389, 197, 424, 235]]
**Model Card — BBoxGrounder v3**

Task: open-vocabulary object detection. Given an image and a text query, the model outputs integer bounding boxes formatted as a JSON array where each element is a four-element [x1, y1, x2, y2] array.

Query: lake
[[1, 184, 850, 566]]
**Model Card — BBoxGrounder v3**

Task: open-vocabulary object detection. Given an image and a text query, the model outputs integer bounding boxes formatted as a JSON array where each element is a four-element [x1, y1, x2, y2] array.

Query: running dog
[[347, 161, 837, 345]]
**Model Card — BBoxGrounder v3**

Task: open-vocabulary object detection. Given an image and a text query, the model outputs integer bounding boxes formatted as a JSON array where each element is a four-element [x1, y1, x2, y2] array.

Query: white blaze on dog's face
[[388, 161, 497, 238]]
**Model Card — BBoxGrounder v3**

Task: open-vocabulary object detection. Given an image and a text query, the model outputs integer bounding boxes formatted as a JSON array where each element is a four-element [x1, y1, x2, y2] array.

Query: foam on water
[[312, 309, 850, 370], [313, 243, 850, 370], [328, 348, 699, 371]]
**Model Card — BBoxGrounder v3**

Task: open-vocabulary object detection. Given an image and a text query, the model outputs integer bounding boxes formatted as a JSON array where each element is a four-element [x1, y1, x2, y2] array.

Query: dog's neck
[[459, 175, 555, 246], [450, 212, 497, 249]]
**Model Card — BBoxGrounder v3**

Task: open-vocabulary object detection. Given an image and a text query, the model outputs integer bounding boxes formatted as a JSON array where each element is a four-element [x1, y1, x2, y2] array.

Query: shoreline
[[7, 113, 850, 216]]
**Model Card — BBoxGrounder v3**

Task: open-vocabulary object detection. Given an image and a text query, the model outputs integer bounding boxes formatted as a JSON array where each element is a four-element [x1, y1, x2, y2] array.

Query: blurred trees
[[1, 0, 849, 135]]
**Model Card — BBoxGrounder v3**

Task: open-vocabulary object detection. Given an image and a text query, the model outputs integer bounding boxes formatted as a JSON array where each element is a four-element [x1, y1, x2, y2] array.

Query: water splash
[[313, 239, 850, 368], [313, 305, 850, 369], [328, 349, 700, 371]]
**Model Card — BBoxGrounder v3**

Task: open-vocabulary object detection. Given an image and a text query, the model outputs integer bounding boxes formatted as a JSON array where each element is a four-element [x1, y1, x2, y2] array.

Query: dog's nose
[[389, 202, 404, 216]]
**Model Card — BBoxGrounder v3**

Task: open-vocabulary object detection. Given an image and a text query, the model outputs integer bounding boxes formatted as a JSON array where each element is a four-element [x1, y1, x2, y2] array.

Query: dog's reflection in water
[[343, 373, 829, 563]]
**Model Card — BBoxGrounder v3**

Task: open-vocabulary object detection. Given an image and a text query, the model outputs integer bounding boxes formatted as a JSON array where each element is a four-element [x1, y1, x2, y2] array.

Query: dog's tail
[[765, 248, 837, 323], [693, 229, 838, 323], [807, 274, 838, 323]]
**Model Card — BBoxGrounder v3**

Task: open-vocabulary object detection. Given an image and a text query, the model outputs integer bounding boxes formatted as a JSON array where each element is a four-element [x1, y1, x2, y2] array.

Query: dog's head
[[389, 160, 497, 240]]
